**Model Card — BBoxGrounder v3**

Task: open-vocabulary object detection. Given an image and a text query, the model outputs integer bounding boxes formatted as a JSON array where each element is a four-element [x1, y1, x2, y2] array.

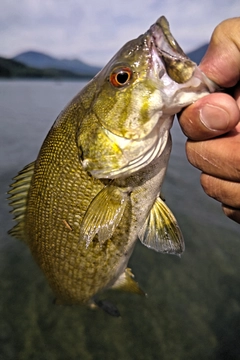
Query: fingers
[[200, 173, 240, 225], [179, 18, 240, 141], [201, 174, 240, 208], [200, 173, 240, 223], [200, 18, 240, 88], [187, 130, 240, 224], [186, 130, 240, 181], [201, 174, 240, 224], [222, 206, 240, 223], [201, 173, 240, 223], [179, 18, 240, 225], [179, 93, 240, 140]]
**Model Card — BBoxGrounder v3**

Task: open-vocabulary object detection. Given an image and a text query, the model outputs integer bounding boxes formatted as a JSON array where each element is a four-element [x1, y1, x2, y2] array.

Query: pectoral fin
[[139, 197, 184, 255], [80, 185, 129, 247], [8, 161, 35, 242]]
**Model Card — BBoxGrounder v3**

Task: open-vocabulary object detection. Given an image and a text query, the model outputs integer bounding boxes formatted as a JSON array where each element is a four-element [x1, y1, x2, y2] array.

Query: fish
[[8, 16, 218, 315]]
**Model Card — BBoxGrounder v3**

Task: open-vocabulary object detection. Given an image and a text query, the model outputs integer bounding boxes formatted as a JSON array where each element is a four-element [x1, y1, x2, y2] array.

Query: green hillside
[[0, 57, 90, 79]]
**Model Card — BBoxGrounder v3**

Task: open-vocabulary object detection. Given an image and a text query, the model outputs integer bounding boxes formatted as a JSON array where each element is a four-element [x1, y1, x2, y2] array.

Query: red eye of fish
[[110, 67, 133, 87]]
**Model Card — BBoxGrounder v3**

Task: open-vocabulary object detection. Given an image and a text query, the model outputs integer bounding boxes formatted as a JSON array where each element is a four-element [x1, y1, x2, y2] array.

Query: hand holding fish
[[179, 18, 240, 224]]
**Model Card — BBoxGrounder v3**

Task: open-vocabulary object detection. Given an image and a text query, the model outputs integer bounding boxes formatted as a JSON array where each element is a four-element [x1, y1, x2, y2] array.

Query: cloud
[[1, 0, 239, 66]]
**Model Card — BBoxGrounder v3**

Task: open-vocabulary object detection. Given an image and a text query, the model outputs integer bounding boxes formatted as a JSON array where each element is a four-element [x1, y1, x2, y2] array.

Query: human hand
[[179, 18, 240, 223]]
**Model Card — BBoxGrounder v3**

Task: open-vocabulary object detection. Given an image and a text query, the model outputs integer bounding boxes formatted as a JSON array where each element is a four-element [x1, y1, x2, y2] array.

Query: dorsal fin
[[8, 161, 35, 242]]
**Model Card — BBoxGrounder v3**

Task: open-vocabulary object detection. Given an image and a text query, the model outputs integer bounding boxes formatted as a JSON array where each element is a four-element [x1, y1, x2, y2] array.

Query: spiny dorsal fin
[[138, 197, 185, 255], [8, 161, 35, 241], [111, 268, 146, 296], [80, 185, 129, 248]]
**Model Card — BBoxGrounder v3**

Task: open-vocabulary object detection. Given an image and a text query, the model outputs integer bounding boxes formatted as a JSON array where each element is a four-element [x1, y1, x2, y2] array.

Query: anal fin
[[111, 268, 146, 296], [8, 161, 35, 242]]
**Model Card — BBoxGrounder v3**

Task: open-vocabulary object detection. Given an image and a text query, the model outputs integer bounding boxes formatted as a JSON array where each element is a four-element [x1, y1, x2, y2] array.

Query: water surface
[[1, 80, 240, 360]]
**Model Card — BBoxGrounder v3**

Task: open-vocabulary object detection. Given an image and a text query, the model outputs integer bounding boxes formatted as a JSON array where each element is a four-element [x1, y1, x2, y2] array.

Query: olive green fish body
[[22, 80, 130, 304], [8, 16, 218, 311], [24, 91, 171, 304]]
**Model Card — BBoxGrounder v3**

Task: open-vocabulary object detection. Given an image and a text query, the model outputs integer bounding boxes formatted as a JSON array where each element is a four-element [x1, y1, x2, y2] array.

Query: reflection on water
[[0, 80, 240, 360]]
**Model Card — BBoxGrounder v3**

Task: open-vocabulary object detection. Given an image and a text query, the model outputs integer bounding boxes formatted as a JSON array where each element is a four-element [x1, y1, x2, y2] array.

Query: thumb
[[178, 93, 239, 141]]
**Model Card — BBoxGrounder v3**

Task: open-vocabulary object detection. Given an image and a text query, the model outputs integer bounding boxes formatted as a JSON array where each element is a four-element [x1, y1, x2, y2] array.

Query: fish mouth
[[148, 16, 195, 84]]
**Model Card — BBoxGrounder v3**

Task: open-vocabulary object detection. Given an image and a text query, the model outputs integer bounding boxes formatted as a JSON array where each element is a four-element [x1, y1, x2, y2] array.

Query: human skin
[[178, 18, 240, 223]]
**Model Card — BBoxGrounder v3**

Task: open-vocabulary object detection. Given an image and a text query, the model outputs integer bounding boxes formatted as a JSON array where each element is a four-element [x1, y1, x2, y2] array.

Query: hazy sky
[[1, 0, 240, 66]]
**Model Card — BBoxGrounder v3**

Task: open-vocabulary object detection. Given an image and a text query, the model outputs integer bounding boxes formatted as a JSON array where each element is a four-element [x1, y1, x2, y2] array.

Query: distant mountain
[[13, 51, 101, 77], [0, 56, 88, 79], [187, 44, 208, 64], [1, 44, 208, 80]]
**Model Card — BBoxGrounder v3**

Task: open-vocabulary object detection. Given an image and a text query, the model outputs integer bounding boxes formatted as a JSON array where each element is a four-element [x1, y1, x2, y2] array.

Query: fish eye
[[110, 67, 133, 87]]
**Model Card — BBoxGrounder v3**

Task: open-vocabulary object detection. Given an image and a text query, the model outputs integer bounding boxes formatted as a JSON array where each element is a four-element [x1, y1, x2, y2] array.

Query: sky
[[1, 0, 240, 66]]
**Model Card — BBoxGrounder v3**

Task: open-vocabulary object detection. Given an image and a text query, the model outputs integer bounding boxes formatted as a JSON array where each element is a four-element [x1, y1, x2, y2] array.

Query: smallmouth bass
[[8, 16, 217, 316]]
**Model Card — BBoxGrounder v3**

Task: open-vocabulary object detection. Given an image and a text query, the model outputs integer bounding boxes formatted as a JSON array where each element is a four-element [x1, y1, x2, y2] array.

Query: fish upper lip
[[147, 16, 196, 84], [148, 27, 180, 63], [148, 16, 187, 61], [144, 20, 176, 76]]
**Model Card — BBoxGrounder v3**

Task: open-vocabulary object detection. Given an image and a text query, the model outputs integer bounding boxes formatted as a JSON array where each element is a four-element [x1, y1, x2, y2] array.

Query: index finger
[[200, 17, 240, 88], [179, 18, 240, 141]]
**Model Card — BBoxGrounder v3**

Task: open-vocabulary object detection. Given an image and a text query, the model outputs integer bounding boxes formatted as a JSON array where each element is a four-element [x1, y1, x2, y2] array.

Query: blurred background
[[1, 0, 240, 68], [1, 1, 240, 359]]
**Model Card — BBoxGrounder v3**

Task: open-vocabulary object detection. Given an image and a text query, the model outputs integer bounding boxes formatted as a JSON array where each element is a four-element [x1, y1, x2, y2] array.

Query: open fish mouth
[[148, 16, 218, 91], [147, 16, 196, 84], [149, 16, 196, 84]]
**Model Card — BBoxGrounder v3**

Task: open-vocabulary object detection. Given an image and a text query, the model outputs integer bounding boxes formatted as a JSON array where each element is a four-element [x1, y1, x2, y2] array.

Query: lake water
[[0, 80, 240, 360]]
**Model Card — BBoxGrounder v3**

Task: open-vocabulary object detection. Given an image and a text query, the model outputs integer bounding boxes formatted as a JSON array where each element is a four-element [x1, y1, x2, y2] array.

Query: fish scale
[[8, 16, 218, 315], [26, 108, 118, 303]]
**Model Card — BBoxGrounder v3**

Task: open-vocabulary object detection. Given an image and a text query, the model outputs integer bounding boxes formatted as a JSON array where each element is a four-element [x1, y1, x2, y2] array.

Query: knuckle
[[222, 205, 240, 224]]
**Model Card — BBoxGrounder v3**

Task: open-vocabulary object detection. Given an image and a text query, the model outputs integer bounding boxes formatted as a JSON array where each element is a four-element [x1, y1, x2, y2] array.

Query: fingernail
[[200, 104, 229, 131]]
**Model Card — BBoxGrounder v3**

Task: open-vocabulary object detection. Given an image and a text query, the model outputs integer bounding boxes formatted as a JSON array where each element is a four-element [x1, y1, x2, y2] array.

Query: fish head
[[78, 16, 217, 179]]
